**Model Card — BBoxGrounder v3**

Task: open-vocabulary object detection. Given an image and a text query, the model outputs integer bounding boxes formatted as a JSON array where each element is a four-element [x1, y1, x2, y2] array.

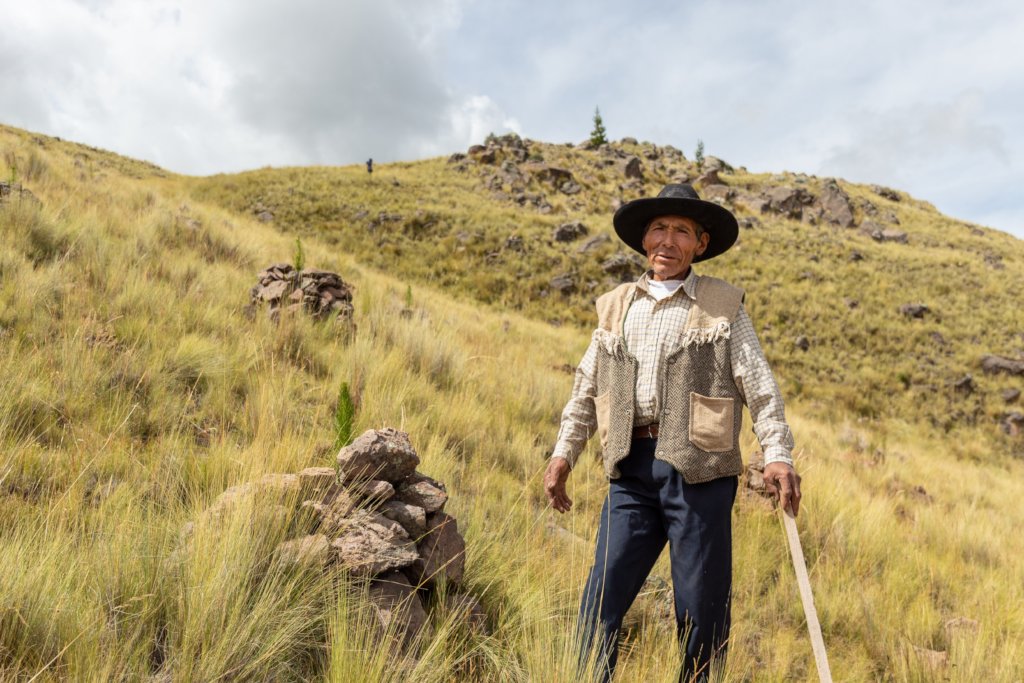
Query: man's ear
[[695, 231, 710, 255]]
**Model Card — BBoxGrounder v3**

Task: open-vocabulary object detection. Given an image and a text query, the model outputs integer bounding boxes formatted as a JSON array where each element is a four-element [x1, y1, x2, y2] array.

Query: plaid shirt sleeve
[[550, 337, 599, 468], [730, 305, 795, 467]]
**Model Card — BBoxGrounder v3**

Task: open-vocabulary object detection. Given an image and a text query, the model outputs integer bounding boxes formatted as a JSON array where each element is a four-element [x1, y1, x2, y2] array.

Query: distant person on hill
[[366, 158, 373, 174], [544, 183, 801, 682]]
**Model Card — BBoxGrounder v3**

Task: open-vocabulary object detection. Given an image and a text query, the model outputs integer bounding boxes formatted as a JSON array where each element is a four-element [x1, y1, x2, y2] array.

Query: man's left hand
[[763, 462, 802, 516]]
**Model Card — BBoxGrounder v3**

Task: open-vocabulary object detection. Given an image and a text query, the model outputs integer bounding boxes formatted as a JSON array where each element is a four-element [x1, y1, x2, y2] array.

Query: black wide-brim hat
[[612, 183, 739, 262]]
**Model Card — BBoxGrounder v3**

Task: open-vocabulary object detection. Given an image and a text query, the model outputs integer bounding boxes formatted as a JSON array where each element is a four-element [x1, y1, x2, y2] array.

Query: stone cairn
[[191, 428, 482, 648], [248, 263, 354, 325]]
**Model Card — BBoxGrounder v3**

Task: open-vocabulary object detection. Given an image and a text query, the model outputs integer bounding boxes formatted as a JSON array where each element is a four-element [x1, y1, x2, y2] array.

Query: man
[[544, 183, 801, 682]]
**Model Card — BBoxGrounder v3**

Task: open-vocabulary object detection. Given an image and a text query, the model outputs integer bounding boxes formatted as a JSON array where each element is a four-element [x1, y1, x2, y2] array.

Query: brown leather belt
[[632, 422, 660, 439]]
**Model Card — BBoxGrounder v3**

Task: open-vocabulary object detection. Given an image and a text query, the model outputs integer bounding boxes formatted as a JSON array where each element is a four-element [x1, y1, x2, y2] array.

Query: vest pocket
[[689, 392, 734, 452], [594, 391, 611, 449]]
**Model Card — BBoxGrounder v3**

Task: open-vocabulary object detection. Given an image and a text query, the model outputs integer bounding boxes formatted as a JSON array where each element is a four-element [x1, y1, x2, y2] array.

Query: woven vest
[[591, 276, 745, 483]]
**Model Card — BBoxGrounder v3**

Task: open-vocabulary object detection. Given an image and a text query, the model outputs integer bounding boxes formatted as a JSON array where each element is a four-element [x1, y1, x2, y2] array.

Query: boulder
[[702, 156, 732, 172], [351, 479, 396, 506], [981, 355, 1024, 376], [818, 179, 854, 227], [619, 156, 644, 179], [553, 222, 589, 242], [407, 511, 466, 586], [764, 187, 813, 219], [943, 617, 980, 637], [794, 336, 810, 352], [331, 510, 419, 577], [560, 180, 582, 195], [701, 184, 734, 203], [337, 428, 420, 484], [1002, 388, 1021, 403], [520, 163, 574, 185], [696, 169, 722, 186], [733, 192, 768, 215], [367, 570, 430, 648], [549, 274, 576, 295]]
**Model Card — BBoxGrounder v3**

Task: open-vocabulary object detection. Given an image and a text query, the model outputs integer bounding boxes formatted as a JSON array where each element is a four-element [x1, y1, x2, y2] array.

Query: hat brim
[[612, 196, 738, 262]]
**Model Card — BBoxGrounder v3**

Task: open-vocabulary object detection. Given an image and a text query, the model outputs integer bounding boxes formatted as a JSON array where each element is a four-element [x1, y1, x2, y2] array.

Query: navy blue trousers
[[577, 439, 737, 682]]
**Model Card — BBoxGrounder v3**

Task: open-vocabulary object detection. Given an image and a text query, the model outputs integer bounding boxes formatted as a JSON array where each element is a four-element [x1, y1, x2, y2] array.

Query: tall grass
[[1, 122, 1023, 680]]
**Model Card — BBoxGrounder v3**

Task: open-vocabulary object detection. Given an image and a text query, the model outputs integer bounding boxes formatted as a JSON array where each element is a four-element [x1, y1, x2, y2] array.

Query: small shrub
[[333, 381, 356, 449]]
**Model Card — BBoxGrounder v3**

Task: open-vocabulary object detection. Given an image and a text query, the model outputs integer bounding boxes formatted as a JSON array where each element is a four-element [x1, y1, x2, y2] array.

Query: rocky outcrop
[[249, 264, 354, 325], [0, 181, 39, 206], [818, 180, 854, 227]]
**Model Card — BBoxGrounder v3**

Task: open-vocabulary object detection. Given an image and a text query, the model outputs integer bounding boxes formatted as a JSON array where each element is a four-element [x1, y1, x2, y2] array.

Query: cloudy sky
[[3, 0, 1022, 237]]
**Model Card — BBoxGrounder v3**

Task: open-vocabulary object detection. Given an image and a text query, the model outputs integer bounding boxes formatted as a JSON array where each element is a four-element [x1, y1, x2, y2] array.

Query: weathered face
[[641, 214, 709, 281]]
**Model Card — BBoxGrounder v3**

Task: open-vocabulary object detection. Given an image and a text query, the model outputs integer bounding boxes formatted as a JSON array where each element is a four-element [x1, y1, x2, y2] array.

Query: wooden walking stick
[[781, 504, 833, 683]]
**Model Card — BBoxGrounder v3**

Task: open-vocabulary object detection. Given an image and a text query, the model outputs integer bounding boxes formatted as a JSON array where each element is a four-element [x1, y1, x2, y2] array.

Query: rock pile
[[190, 428, 480, 649], [249, 263, 354, 324], [0, 181, 39, 205]]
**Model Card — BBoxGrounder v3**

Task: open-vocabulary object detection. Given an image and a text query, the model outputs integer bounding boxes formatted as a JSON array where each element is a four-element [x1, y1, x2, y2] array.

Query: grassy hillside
[[186, 134, 1024, 449], [2, 123, 1024, 681]]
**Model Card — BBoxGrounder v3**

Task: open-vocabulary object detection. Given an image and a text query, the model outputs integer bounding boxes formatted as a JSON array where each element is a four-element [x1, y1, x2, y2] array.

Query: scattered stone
[[1001, 412, 1024, 436], [844, 298, 859, 309], [256, 210, 274, 222], [560, 180, 582, 195], [337, 428, 420, 484], [1002, 388, 1021, 403], [794, 336, 810, 352], [871, 227, 909, 244], [367, 570, 430, 648], [899, 303, 929, 319], [549, 274, 576, 295], [849, 250, 865, 262], [553, 221, 589, 242], [951, 375, 975, 395], [981, 355, 1024, 376], [505, 234, 524, 251], [738, 216, 761, 229], [601, 253, 644, 279], [521, 162, 574, 186], [577, 233, 611, 254], [871, 185, 901, 201]]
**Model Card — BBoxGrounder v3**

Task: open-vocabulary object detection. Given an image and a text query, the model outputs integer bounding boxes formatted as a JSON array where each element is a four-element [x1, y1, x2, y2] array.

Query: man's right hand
[[544, 457, 573, 513]]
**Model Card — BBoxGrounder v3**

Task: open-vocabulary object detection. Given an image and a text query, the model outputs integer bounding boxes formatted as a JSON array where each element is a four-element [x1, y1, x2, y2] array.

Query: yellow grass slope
[[1, 124, 1023, 681]]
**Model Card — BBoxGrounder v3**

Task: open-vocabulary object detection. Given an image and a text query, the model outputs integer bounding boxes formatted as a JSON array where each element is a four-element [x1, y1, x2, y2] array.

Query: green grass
[[1, 122, 1023, 681]]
